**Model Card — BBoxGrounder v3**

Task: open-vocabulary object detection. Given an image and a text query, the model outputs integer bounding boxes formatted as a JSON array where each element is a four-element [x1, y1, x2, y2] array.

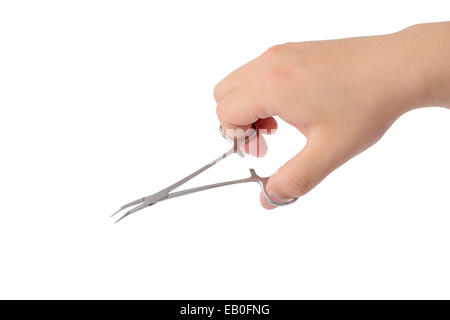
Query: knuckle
[[284, 172, 314, 198], [213, 83, 223, 102], [215, 102, 224, 121], [268, 64, 291, 79], [263, 64, 292, 86], [265, 44, 283, 57], [263, 43, 290, 59]]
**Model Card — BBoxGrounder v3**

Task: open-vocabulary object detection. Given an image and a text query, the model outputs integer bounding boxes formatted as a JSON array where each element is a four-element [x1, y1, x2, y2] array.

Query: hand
[[214, 22, 450, 209]]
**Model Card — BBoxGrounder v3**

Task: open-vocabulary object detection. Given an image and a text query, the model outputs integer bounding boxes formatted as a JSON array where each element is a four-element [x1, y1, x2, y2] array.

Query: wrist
[[400, 23, 450, 110]]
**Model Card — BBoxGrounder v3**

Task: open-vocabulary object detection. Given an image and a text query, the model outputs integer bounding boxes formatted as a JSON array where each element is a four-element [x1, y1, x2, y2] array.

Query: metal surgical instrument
[[112, 125, 298, 222]]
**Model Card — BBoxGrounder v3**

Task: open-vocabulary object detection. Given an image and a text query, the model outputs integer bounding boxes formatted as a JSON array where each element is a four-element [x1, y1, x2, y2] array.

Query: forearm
[[404, 22, 450, 109]]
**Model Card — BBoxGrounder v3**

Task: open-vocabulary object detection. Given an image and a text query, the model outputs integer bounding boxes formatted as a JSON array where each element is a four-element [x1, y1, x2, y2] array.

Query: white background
[[0, 1, 449, 299]]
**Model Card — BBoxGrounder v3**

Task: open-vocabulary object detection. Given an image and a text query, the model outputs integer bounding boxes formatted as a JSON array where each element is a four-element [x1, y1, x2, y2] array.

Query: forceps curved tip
[[111, 197, 145, 217], [114, 202, 154, 223], [112, 192, 164, 222]]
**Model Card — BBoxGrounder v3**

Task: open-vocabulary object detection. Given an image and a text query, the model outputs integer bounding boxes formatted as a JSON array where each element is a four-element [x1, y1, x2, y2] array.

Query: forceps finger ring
[[112, 124, 298, 222]]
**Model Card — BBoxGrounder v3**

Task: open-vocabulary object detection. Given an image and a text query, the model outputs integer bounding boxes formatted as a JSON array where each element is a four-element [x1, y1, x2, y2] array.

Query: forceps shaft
[[166, 146, 236, 193], [111, 131, 251, 222], [150, 127, 249, 196], [164, 168, 282, 206]]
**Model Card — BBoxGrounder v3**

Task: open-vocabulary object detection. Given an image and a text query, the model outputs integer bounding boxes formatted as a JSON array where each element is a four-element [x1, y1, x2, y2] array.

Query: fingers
[[213, 44, 291, 103], [241, 118, 277, 157], [242, 131, 268, 158], [216, 75, 282, 130], [260, 134, 338, 209], [213, 54, 266, 102], [217, 75, 283, 158], [223, 121, 275, 158], [255, 117, 278, 134]]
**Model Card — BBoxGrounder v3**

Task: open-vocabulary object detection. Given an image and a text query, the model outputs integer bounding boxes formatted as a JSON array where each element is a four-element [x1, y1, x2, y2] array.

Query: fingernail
[[267, 190, 291, 206]]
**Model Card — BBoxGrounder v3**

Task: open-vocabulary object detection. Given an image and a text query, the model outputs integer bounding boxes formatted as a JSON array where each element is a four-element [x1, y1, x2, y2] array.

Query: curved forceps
[[112, 125, 298, 222]]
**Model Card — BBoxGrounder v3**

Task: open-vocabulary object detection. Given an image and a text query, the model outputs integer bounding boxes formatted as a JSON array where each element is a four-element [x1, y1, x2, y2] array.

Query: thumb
[[261, 135, 337, 209]]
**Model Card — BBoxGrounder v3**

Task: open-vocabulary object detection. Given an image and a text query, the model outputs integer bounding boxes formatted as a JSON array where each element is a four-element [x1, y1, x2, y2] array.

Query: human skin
[[214, 22, 450, 209]]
